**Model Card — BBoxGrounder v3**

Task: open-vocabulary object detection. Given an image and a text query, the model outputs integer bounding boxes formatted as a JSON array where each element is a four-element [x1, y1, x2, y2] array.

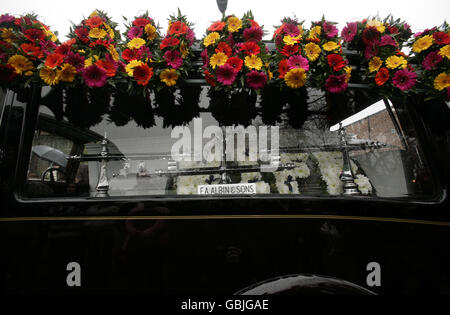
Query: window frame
[[9, 85, 448, 208]]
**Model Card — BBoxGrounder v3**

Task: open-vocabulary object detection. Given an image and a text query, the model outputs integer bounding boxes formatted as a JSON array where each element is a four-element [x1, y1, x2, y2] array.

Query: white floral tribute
[[313, 151, 372, 195], [274, 153, 311, 194]]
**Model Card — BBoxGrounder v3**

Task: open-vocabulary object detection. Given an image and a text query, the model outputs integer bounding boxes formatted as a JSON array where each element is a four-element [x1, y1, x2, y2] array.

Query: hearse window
[[22, 86, 435, 199]]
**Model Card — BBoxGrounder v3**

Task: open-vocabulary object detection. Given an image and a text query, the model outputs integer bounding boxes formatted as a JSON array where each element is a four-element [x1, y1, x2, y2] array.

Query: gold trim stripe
[[0, 215, 449, 226]]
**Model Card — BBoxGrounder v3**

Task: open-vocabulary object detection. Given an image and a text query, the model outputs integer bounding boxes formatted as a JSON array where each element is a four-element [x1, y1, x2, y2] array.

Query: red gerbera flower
[[95, 59, 117, 78], [433, 32, 450, 45], [226, 56, 243, 72], [54, 38, 76, 55], [160, 36, 180, 50], [89, 39, 110, 48], [240, 42, 260, 55], [75, 27, 90, 43], [281, 45, 299, 57], [215, 42, 232, 57], [208, 21, 226, 32], [278, 59, 289, 78], [45, 53, 65, 68], [362, 27, 380, 45], [85, 16, 104, 28], [133, 64, 153, 86], [20, 43, 43, 60], [168, 21, 188, 36], [243, 26, 263, 42], [327, 54, 346, 72], [375, 67, 389, 86], [387, 26, 399, 34], [23, 28, 45, 42], [133, 18, 151, 27], [122, 48, 139, 62]]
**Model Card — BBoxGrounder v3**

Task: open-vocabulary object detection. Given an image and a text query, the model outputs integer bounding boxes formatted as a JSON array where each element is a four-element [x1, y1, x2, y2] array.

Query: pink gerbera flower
[[65, 51, 85, 70], [164, 50, 183, 69], [379, 35, 397, 47], [323, 22, 338, 38], [201, 49, 209, 68], [243, 26, 263, 42], [364, 43, 379, 60], [342, 22, 357, 42], [216, 63, 237, 85], [392, 69, 417, 91], [325, 74, 348, 93], [246, 70, 267, 89], [422, 50, 443, 70], [82, 65, 107, 87], [282, 23, 300, 37], [288, 54, 309, 71], [127, 26, 143, 39]]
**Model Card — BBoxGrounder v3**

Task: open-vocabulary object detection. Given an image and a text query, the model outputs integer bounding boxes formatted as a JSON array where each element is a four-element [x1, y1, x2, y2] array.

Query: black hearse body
[[0, 81, 449, 296]]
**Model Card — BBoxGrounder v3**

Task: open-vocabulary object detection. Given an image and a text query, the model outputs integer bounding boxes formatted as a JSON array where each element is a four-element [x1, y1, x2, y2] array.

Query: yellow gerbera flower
[[57, 63, 77, 82], [412, 35, 433, 53], [307, 26, 321, 40], [305, 43, 321, 61], [227, 16, 242, 33], [283, 35, 301, 46], [366, 20, 385, 33], [210, 52, 228, 69], [127, 38, 146, 49], [244, 55, 263, 70], [160, 68, 178, 86], [7, 55, 33, 75], [107, 45, 119, 62], [1, 28, 16, 43], [40, 67, 60, 86], [368, 56, 383, 73], [284, 68, 306, 88], [203, 32, 220, 47], [89, 10, 99, 18], [297, 25, 304, 36], [433, 72, 450, 91], [344, 66, 352, 83], [126, 60, 144, 76], [385, 55, 407, 69], [322, 41, 340, 52], [438, 45, 450, 59], [89, 27, 107, 39], [145, 24, 157, 41]]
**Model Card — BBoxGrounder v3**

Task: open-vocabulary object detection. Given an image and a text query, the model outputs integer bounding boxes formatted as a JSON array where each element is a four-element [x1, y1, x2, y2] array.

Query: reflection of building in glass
[[345, 109, 402, 149]]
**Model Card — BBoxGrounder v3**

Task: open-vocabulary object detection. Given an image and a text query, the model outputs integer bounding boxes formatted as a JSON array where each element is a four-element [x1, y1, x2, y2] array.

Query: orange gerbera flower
[[45, 53, 64, 68], [95, 59, 116, 77], [85, 16, 104, 28], [20, 43, 43, 60], [208, 21, 226, 32], [168, 21, 188, 36], [375, 67, 389, 86]]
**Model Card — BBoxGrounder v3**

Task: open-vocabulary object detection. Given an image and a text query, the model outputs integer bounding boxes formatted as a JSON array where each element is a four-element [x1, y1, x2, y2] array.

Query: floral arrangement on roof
[[120, 12, 160, 93], [260, 17, 311, 127], [341, 16, 416, 97], [153, 9, 201, 128], [201, 11, 270, 126], [0, 13, 59, 100], [60, 10, 122, 128], [108, 12, 160, 128], [305, 17, 351, 94], [408, 22, 450, 100]]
